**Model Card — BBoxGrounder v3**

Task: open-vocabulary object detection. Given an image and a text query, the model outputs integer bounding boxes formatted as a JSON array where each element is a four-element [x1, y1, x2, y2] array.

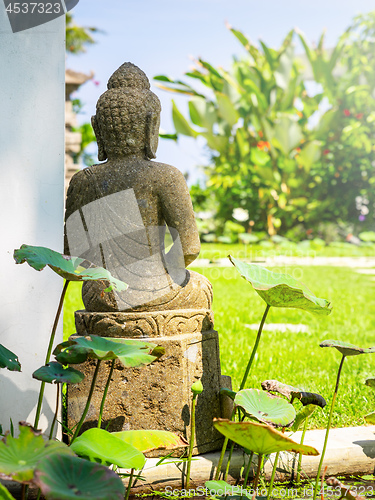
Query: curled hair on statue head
[[91, 63, 161, 160]]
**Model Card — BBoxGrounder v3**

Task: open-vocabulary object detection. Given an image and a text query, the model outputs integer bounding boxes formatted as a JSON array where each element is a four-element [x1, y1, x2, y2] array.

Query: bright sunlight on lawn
[[63, 259, 375, 430]]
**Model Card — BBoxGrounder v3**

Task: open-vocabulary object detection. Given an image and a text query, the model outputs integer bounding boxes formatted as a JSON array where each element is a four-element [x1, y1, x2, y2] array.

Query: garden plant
[[0, 245, 186, 500], [1, 246, 375, 499]]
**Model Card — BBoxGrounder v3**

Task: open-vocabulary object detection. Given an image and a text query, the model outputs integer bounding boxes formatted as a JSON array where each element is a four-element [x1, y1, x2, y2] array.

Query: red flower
[[257, 141, 270, 150], [356, 113, 364, 119], [323, 149, 330, 155], [343, 109, 351, 117]]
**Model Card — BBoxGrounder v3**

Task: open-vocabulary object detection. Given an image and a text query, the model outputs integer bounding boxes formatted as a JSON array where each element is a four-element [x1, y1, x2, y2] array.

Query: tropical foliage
[[156, 12, 375, 237]]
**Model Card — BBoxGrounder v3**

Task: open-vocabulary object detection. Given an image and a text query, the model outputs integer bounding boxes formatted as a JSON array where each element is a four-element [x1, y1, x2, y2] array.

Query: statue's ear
[[91, 115, 107, 162], [145, 112, 159, 159]]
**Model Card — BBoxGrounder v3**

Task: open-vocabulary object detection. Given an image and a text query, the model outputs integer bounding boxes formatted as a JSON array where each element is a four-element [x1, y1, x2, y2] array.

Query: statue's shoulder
[[148, 161, 187, 186], [65, 165, 100, 218]]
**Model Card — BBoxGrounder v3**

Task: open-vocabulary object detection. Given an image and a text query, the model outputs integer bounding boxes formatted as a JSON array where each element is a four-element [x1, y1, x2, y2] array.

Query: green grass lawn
[[199, 242, 375, 261], [63, 262, 375, 430]]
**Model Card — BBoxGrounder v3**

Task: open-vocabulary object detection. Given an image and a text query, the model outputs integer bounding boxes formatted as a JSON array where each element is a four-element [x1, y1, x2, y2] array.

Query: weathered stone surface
[[75, 309, 214, 337], [67, 328, 224, 455]]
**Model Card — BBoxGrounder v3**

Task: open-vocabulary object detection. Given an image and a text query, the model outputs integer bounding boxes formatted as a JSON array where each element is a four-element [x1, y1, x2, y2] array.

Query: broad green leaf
[[229, 255, 332, 315], [13, 245, 127, 292], [215, 92, 239, 127], [365, 412, 375, 425], [320, 340, 375, 357], [70, 428, 146, 470], [159, 132, 178, 141], [172, 100, 197, 138], [54, 335, 163, 367], [0, 483, 16, 500], [291, 405, 316, 432], [273, 115, 303, 154], [0, 344, 21, 372], [297, 141, 322, 171], [261, 379, 298, 398], [359, 231, 375, 242], [230, 27, 253, 54], [250, 148, 270, 166], [274, 44, 294, 90], [32, 362, 84, 384], [201, 131, 227, 153], [205, 480, 248, 498], [261, 380, 326, 408], [235, 389, 295, 427], [33, 454, 125, 500], [0, 424, 74, 482], [365, 378, 375, 389], [213, 419, 319, 456], [188, 97, 217, 130], [112, 430, 187, 453]]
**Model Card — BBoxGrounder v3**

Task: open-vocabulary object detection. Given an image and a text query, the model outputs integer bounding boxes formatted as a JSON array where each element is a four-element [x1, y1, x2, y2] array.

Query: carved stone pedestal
[[67, 309, 227, 455]]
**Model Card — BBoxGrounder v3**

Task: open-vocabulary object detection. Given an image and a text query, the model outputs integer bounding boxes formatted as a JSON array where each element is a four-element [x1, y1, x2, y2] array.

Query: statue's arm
[[64, 171, 83, 256], [159, 167, 200, 267]]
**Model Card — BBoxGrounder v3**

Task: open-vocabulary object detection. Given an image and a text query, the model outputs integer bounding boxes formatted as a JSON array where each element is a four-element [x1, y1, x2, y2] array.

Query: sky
[[67, 0, 375, 184]]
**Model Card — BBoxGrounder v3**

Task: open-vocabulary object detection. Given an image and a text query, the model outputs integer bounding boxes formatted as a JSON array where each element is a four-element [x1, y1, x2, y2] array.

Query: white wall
[[0, 8, 65, 434]]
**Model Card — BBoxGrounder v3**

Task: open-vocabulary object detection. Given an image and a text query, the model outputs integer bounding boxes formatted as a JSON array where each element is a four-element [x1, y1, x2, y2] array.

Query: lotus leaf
[[13, 245, 127, 292], [234, 389, 295, 427], [54, 335, 164, 367], [366, 379, 375, 389], [0, 344, 21, 372], [32, 362, 84, 384], [112, 430, 187, 453], [70, 428, 146, 470], [261, 380, 326, 408], [0, 483, 16, 500], [261, 379, 299, 399], [33, 454, 125, 500], [213, 418, 319, 456], [291, 405, 316, 432], [229, 255, 331, 315], [320, 340, 375, 356], [365, 412, 375, 425], [0, 424, 74, 482], [205, 480, 249, 498]]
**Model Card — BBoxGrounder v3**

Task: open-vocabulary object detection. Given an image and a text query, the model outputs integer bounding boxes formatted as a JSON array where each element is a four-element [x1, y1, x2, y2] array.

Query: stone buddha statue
[[64, 62, 212, 313]]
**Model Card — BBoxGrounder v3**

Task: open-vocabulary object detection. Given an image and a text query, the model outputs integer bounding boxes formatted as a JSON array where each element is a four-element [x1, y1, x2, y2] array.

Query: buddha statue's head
[[92, 62, 161, 161]]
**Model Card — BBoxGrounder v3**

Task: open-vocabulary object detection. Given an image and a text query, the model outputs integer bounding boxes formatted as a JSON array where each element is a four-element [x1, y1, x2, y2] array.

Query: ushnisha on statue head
[[91, 62, 161, 161]]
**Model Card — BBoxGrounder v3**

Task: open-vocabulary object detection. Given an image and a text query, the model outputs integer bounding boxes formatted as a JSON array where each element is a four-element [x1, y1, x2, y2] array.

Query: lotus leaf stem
[[97, 359, 115, 428], [49, 382, 60, 440], [239, 304, 270, 391], [34, 280, 70, 429], [297, 417, 309, 483], [186, 392, 198, 489], [224, 440, 235, 481], [215, 435, 229, 480], [313, 355, 346, 500], [71, 359, 102, 443], [243, 451, 254, 486], [253, 454, 263, 497], [267, 451, 280, 500], [215, 304, 271, 481], [124, 468, 134, 500]]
